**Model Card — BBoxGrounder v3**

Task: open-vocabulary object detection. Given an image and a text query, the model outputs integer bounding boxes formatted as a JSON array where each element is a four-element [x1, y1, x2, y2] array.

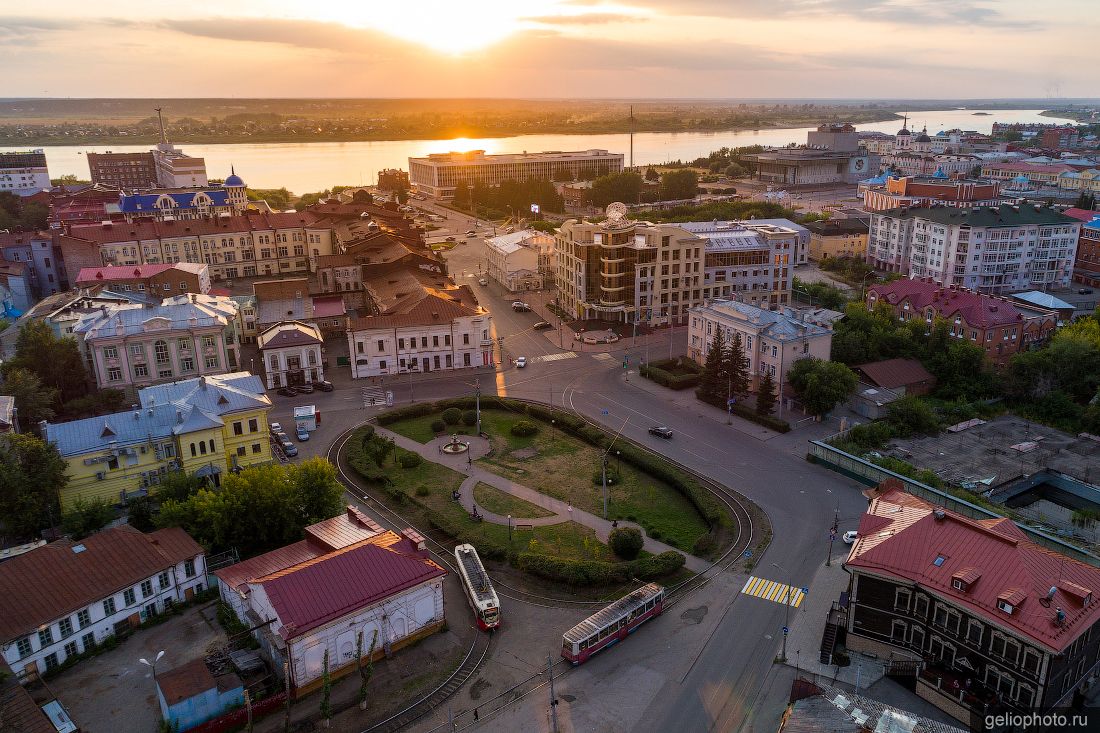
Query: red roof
[[868, 279, 1038, 329], [63, 212, 323, 246], [310, 295, 346, 319], [846, 482, 1100, 652], [855, 358, 935, 389], [1064, 208, 1098, 222], [75, 264, 175, 284], [255, 534, 445, 640], [0, 526, 203, 642]]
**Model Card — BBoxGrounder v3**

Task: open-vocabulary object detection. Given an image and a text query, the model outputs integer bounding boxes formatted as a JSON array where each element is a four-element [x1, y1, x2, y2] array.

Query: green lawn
[[472, 482, 555, 519]]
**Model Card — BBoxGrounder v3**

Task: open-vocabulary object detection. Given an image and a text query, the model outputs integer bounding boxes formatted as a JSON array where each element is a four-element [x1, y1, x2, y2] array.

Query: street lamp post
[[139, 650, 166, 685], [772, 562, 791, 662]]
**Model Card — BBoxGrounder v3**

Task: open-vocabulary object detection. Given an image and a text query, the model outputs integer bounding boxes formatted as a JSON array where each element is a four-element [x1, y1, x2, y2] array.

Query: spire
[[231, 164, 236, 176]]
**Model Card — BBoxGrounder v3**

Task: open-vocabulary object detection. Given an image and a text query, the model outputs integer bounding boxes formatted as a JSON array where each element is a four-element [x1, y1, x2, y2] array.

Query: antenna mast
[[154, 107, 167, 145], [629, 105, 634, 169]]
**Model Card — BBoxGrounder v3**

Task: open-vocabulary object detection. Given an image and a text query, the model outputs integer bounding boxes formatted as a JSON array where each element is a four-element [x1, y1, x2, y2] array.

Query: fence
[[187, 691, 288, 733], [807, 439, 1100, 568]]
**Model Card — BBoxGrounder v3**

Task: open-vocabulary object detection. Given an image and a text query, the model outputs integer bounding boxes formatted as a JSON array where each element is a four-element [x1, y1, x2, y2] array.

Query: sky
[[1, 0, 1096, 98]]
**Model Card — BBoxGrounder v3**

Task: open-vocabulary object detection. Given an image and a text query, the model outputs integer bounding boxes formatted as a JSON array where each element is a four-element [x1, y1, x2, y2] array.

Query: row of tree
[[0, 192, 47, 232], [452, 178, 564, 217], [695, 329, 778, 416]]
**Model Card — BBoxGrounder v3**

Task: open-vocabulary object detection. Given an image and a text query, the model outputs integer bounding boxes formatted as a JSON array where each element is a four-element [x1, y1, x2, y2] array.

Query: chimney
[[176, 409, 183, 424], [200, 376, 207, 389], [933, 508, 946, 521], [401, 527, 428, 555]]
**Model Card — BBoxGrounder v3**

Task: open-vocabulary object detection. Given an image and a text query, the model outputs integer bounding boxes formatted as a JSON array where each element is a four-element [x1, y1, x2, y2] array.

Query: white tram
[[561, 583, 664, 664], [454, 544, 501, 630]]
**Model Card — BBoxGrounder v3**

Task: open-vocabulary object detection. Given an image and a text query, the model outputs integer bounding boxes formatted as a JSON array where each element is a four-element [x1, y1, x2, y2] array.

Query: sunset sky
[[2, 0, 1094, 98]]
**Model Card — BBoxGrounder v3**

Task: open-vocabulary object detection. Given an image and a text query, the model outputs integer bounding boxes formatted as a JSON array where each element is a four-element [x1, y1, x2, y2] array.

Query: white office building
[[408, 149, 624, 199], [0, 150, 51, 195]]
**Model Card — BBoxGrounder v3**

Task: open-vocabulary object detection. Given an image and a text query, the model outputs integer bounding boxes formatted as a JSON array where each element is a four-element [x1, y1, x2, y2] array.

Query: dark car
[[297, 383, 315, 394], [648, 426, 674, 439], [532, 321, 553, 330], [277, 386, 297, 397], [316, 380, 335, 392], [1080, 288, 1094, 295]]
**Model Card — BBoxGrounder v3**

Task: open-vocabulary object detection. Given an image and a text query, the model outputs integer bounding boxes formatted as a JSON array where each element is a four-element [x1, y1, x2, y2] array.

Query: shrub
[[462, 410, 477, 427], [609, 526, 644, 559], [510, 420, 539, 437], [640, 364, 701, 390], [649, 528, 662, 540], [397, 452, 423, 469], [377, 403, 435, 425], [415, 485, 431, 497], [442, 407, 462, 425], [692, 533, 718, 557], [430, 419, 446, 434], [515, 550, 685, 586]]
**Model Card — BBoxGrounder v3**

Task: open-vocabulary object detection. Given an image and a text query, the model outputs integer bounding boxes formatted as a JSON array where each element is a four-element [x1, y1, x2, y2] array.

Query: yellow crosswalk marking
[[740, 576, 806, 608]]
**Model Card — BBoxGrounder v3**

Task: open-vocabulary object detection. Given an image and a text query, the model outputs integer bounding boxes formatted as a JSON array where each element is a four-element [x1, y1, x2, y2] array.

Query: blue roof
[[861, 172, 891, 185], [1086, 216, 1100, 232], [119, 189, 231, 214], [932, 167, 948, 179], [224, 174, 245, 187], [1012, 291, 1075, 311]]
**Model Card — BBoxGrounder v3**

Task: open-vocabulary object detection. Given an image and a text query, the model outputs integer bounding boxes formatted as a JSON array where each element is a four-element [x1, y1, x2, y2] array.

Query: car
[[296, 427, 310, 441], [274, 431, 290, 443], [648, 426, 674, 439], [270, 422, 282, 434], [315, 380, 335, 392], [1080, 288, 1094, 295], [843, 531, 859, 544], [532, 321, 552, 330], [512, 302, 531, 312], [445, 236, 456, 242], [277, 386, 297, 397], [465, 230, 477, 237], [478, 278, 489, 286], [280, 439, 298, 457], [515, 356, 527, 368], [297, 383, 315, 394]]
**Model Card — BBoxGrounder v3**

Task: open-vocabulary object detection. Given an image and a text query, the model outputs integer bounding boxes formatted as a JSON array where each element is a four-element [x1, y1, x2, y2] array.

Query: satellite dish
[[605, 202, 628, 221]]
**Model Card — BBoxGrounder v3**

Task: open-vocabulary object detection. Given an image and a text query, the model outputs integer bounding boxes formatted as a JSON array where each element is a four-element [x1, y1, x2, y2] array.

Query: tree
[[357, 629, 378, 711], [0, 433, 67, 540], [155, 470, 204, 503], [61, 497, 114, 539], [644, 167, 659, 182], [724, 163, 747, 178], [452, 182, 472, 210], [723, 333, 749, 397], [590, 171, 643, 208], [756, 371, 777, 415], [1075, 191, 1097, 211], [395, 186, 409, 205], [2, 320, 88, 403], [787, 358, 857, 417], [609, 526, 644, 560], [885, 396, 941, 437], [51, 174, 89, 186], [659, 169, 699, 201], [319, 649, 332, 724], [127, 496, 156, 532], [2, 368, 57, 427], [696, 329, 728, 406], [351, 189, 374, 204]]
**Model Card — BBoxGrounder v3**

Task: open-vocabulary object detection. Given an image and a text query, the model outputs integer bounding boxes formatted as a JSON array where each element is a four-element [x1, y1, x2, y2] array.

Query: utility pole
[[773, 562, 791, 663], [283, 661, 291, 733], [826, 506, 839, 567], [629, 105, 635, 169], [602, 453, 609, 519], [475, 378, 481, 435], [548, 653, 559, 733]]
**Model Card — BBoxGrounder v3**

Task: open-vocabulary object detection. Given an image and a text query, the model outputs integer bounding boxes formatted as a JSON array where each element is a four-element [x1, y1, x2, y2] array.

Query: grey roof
[[257, 299, 306, 324], [1011, 290, 1075, 311], [678, 219, 806, 250], [73, 299, 232, 341], [694, 299, 831, 342], [785, 682, 966, 733]]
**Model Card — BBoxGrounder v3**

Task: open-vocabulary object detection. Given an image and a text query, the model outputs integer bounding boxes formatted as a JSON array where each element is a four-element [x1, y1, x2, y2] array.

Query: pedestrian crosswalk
[[533, 352, 578, 363], [361, 387, 389, 407], [741, 576, 806, 607], [591, 353, 615, 361]]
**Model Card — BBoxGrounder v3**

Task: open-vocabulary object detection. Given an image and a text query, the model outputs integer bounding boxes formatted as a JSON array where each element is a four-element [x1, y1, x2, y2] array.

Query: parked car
[[277, 386, 297, 397], [315, 380, 335, 392], [465, 230, 477, 237], [296, 427, 310, 441], [532, 321, 552, 330], [515, 356, 527, 368], [297, 383, 315, 394], [843, 531, 859, 544], [270, 422, 282, 434], [445, 236, 456, 242], [478, 278, 489, 286], [1080, 288, 1094, 295], [512, 301, 531, 312], [648, 426, 674, 439], [274, 431, 290, 443], [281, 439, 298, 457]]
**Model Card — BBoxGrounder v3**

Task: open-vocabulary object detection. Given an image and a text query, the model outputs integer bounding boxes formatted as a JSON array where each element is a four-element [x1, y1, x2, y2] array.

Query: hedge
[[376, 402, 436, 425], [640, 364, 701, 390], [696, 390, 791, 433], [516, 550, 685, 586]]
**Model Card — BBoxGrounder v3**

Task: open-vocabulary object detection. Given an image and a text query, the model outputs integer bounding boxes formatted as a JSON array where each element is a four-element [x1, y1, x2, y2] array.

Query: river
[[2, 109, 1071, 193]]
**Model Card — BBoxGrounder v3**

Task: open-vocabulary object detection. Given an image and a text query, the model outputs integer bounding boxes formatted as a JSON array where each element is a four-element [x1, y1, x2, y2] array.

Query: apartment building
[[860, 174, 1002, 212], [845, 480, 1100, 725], [0, 150, 50, 195], [87, 143, 208, 189], [408, 149, 623, 199], [1074, 216, 1100, 288], [484, 230, 555, 292], [0, 230, 66, 297], [687, 299, 831, 391], [73, 295, 239, 392], [682, 221, 796, 309], [866, 278, 1057, 365], [805, 219, 870, 261], [0, 526, 206, 683], [57, 212, 336, 283], [866, 204, 1081, 292], [74, 263, 210, 296], [44, 372, 273, 508]]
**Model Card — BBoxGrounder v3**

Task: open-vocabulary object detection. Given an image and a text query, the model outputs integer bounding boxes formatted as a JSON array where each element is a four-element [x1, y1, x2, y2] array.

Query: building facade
[[866, 278, 1057, 365], [257, 321, 325, 389], [1074, 217, 1100, 288], [74, 263, 210, 296], [805, 219, 870, 261], [865, 204, 1081, 292], [0, 526, 206, 683], [687, 299, 832, 392], [0, 230, 66, 297], [408, 149, 624, 199], [117, 174, 248, 222], [741, 125, 875, 186], [845, 481, 1100, 725], [44, 372, 273, 508], [484, 230, 555, 292], [87, 152, 160, 189], [0, 150, 50, 195], [861, 175, 1002, 212]]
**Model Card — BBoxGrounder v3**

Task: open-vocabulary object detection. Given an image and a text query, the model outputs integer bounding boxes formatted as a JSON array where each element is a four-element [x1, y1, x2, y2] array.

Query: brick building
[[74, 263, 210, 296]]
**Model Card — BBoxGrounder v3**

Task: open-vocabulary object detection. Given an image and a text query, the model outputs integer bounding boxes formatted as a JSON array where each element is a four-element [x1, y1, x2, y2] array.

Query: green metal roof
[[880, 204, 1079, 228]]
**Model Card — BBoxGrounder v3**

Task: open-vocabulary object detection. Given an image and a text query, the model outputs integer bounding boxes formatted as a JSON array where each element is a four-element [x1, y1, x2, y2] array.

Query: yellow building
[[44, 372, 272, 509], [805, 220, 870, 262]]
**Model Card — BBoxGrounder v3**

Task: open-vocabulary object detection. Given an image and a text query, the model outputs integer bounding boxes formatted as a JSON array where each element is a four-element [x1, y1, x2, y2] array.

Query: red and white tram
[[561, 583, 664, 664], [454, 544, 501, 631]]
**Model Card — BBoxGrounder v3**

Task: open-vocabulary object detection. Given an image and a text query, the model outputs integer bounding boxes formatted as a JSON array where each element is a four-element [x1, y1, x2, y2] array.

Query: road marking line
[[533, 352, 578, 363], [591, 352, 614, 361], [741, 576, 805, 608]]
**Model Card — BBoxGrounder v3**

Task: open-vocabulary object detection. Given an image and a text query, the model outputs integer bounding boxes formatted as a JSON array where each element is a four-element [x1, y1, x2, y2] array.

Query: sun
[[323, 0, 558, 55]]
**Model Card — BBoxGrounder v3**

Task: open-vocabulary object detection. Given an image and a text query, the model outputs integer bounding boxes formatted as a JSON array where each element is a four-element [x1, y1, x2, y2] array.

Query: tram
[[454, 544, 501, 631], [561, 583, 664, 664]]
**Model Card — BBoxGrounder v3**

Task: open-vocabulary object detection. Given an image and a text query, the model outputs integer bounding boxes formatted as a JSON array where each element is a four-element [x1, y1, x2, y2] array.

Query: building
[[860, 174, 1002, 212], [156, 658, 245, 733], [866, 279, 1057, 365], [1007, 290, 1077, 323], [1041, 127, 1081, 149], [807, 123, 860, 152], [408, 149, 624, 199], [484, 230, 555, 292], [257, 321, 324, 389], [980, 162, 1092, 191], [57, 211, 335, 283], [377, 169, 410, 191], [0, 661, 61, 733], [844, 480, 1100, 725], [0, 525, 206, 682], [855, 358, 936, 396], [560, 180, 593, 211], [865, 204, 1081, 292], [741, 125, 876, 186], [1073, 217, 1100, 289], [44, 372, 273, 508], [0, 261, 32, 313], [0, 230, 66, 298], [0, 288, 154, 360], [682, 221, 796, 308], [0, 395, 16, 433], [47, 184, 123, 230], [117, 172, 248, 222], [0, 150, 50, 195], [73, 295, 239, 392], [687, 299, 832, 392], [87, 142, 207, 190], [215, 508, 445, 695], [783, 679, 965, 733], [805, 219, 869, 261], [74, 263, 210, 296], [347, 285, 494, 378]]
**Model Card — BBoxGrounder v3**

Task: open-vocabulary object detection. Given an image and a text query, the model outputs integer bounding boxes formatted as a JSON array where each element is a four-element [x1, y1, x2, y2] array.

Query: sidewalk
[[377, 428, 711, 573]]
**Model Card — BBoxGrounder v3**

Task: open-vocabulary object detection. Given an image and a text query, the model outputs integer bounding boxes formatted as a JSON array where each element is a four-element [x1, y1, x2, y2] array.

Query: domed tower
[[913, 127, 933, 154], [223, 165, 247, 210], [895, 114, 912, 150]]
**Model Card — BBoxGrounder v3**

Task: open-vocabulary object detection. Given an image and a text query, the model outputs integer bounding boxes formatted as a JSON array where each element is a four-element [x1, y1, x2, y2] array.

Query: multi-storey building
[[0, 288, 152, 360], [0, 525, 206, 683], [1074, 216, 1100, 289], [377, 168, 410, 191], [844, 480, 1100, 726], [741, 124, 876, 186], [74, 263, 210, 296], [57, 212, 336, 283], [866, 204, 1081, 292], [682, 221, 796, 309], [861, 174, 1002, 212], [257, 321, 325, 389], [44, 372, 272, 508], [980, 162, 1089, 190], [408, 149, 624, 199], [87, 144, 207, 189], [0, 150, 50, 195], [866, 278, 1057, 365], [73, 295, 239, 393], [0, 230, 66, 297], [117, 172, 248, 222], [805, 219, 869, 261], [484, 230, 555, 292], [1041, 127, 1081, 149], [687, 299, 831, 392]]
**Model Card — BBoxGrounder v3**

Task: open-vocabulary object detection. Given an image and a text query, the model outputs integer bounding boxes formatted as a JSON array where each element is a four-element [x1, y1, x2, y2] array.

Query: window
[[39, 627, 53, 646], [891, 619, 907, 642], [154, 340, 170, 363], [77, 608, 91, 629], [134, 364, 149, 378], [104, 346, 118, 359], [16, 637, 32, 658], [1022, 648, 1040, 676], [180, 358, 194, 372], [913, 594, 929, 619], [933, 555, 946, 567], [64, 641, 77, 658], [933, 605, 948, 628], [141, 579, 153, 598], [463, 334, 470, 345], [103, 597, 116, 615], [252, 443, 262, 454], [107, 367, 122, 382], [894, 588, 911, 611], [967, 620, 983, 645], [81, 632, 95, 652], [909, 625, 925, 651], [236, 446, 246, 457], [233, 421, 243, 436], [202, 335, 215, 350], [123, 588, 136, 606], [205, 356, 218, 369], [59, 617, 73, 638], [159, 572, 170, 590], [248, 418, 258, 433], [44, 653, 59, 671], [185, 559, 196, 577]]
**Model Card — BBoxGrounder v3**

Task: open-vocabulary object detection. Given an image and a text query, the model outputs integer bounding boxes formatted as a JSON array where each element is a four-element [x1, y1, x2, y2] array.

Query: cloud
[[0, 15, 81, 44], [158, 17, 416, 55], [522, 12, 644, 25]]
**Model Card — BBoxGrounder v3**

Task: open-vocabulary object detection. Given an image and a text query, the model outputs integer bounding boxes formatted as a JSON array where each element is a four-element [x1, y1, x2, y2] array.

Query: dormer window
[[997, 599, 1014, 614], [952, 578, 968, 592]]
